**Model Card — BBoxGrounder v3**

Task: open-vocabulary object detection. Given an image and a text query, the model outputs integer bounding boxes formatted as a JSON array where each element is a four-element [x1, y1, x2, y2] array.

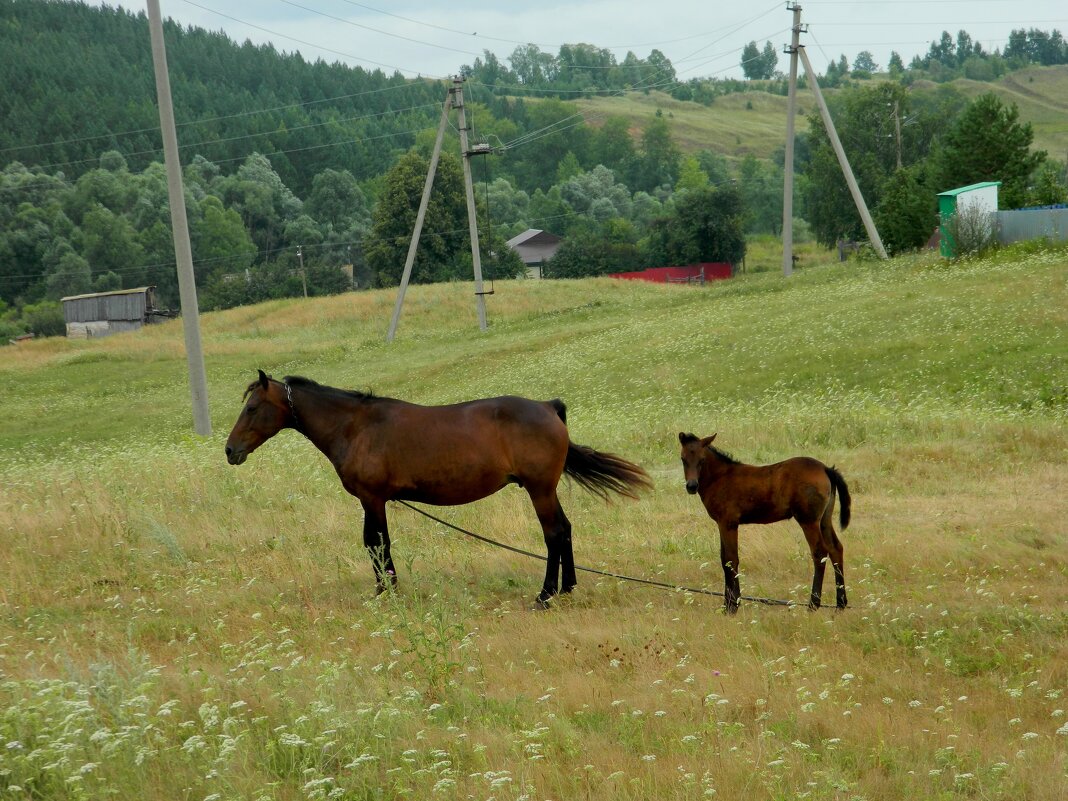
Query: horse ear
[[679, 432, 697, 445], [258, 369, 269, 390], [701, 433, 717, 447]]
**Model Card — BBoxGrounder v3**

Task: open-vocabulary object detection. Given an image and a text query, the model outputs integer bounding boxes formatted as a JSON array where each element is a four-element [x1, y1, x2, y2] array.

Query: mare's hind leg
[[820, 509, 847, 609], [557, 500, 576, 594], [800, 520, 828, 610], [717, 523, 741, 614], [360, 498, 397, 594], [529, 488, 568, 606]]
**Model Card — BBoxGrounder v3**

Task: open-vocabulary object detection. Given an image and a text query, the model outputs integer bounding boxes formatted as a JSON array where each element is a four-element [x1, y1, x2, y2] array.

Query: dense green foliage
[[1, 0, 1066, 337]]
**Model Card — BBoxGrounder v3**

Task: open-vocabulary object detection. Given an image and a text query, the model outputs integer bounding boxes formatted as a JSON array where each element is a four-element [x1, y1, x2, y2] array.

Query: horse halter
[[282, 380, 303, 432]]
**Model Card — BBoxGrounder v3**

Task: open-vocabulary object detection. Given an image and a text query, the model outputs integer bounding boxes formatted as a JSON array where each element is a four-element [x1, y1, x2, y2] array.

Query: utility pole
[[297, 244, 307, 298], [892, 100, 903, 170], [453, 77, 489, 331], [146, 0, 211, 436], [387, 77, 493, 341], [387, 91, 452, 342], [797, 46, 888, 259], [782, 2, 804, 276]]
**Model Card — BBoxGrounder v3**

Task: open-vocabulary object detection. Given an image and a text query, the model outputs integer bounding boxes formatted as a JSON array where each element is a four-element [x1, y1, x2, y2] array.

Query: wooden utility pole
[[387, 77, 492, 342], [454, 77, 489, 331], [892, 100, 903, 170], [797, 46, 888, 259], [146, 0, 211, 435], [297, 244, 307, 298], [386, 92, 452, 343], [782, 2, 803, 276]]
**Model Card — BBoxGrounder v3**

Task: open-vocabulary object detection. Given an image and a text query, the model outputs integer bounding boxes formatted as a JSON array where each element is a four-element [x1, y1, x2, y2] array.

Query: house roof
[[506, 229, 561, 247], [937, 181, 1001, 197], [61, 286, 154, 303]]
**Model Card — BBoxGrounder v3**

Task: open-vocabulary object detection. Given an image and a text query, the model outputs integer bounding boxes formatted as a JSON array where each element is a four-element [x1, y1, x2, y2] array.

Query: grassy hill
[[932, 64, 1068, 157], [573, 65, 1068, 161], [1, 245, 1066, 800], [575, 89, 816, 160]]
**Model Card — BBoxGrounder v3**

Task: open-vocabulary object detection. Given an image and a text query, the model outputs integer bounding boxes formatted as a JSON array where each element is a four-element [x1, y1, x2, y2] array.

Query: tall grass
[[1, 245, 1066, 799]]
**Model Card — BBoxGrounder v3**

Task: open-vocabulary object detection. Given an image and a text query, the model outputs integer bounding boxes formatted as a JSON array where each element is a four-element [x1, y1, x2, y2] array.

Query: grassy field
[[572, 65, 1068, 161], [1, 244, 1067, 800]]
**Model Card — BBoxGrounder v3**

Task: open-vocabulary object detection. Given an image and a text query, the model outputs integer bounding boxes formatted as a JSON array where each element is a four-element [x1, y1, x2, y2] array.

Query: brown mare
[[225, 371, 651, 605], [678, 433, 851, 613]]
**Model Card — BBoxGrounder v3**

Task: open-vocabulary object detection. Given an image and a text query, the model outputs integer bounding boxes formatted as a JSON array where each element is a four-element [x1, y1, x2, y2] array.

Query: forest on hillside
[[1, 0, 1066, 340]]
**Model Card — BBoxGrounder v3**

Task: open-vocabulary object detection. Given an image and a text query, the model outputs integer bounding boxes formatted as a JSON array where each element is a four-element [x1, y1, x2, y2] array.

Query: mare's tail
[[550, 399, 652, 500], [826, 466, 851, 530]]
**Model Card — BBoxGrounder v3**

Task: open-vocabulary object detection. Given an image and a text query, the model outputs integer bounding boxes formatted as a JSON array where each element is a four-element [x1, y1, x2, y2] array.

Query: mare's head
[[678, 432, 717, 494], [225, 370, 290, 465]]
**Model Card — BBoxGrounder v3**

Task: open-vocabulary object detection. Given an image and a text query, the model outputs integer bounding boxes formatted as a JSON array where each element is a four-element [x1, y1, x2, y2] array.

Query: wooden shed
[[937, 181, 1000, 257], [61, 286, 167, 339]]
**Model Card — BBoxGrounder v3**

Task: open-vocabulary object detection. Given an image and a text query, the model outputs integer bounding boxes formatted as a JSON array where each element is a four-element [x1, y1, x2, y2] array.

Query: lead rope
[[396, 500, 795, 607]]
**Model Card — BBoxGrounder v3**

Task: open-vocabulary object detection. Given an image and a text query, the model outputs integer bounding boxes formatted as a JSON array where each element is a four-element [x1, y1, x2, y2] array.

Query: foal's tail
[[551, 399, 652, 500], [826, 466, 852, 530]]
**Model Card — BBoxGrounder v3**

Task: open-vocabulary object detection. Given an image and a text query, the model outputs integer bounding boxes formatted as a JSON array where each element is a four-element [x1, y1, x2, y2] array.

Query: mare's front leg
[[360, 498, 398, 594], [717, 522, 741, 614]]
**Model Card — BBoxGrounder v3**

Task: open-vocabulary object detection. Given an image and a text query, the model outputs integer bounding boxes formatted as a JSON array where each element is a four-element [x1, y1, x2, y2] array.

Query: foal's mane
[[707, 444, 741, 464]]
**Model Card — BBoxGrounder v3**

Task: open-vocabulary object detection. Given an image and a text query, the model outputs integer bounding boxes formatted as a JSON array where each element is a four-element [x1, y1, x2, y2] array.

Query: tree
[[364, 149, 470, 287], [560, 165, 631, 221], [873, 166, 936, 255], [888, 51, 905, 76], [304, 168, 369, 230], [932, 93, 1046, 208], [643, 184, 746, 266], [737, 156, 782, 234], [741, 41, 777, 80], [852, 51, 878, 78], [632, 115, 680, 193], [675, 155, 710, 193], [593, 116, 636, 175]]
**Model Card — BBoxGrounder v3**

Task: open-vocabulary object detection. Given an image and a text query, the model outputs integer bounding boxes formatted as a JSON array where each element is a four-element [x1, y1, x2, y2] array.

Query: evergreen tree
[[932, 93, 1046, 208]]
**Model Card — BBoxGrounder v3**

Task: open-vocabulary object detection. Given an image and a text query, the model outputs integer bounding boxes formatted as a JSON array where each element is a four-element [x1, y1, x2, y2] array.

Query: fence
[[994, 207, 1068, 246]]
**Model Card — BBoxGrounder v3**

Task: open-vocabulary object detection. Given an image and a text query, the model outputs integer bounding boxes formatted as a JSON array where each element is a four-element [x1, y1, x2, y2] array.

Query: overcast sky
[[106, 0, 1066, 81]]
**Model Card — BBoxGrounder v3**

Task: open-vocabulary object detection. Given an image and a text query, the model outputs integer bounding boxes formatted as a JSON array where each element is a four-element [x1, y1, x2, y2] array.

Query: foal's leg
[[800, 520, 828, 610], [360, 498, 397, 594], [529, 488, 565, 606], [717, 522, 741, 614], [820, 507, 847, 610]]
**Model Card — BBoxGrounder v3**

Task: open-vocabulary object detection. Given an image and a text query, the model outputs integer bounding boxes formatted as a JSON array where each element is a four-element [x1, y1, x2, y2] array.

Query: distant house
[[505, 229, 562, 279], [61, 286, 170, 339]]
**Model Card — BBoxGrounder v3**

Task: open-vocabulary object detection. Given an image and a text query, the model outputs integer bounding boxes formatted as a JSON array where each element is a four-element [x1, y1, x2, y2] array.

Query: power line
[[6, 101, 442, 176], [276, 0, 482, 58], [181, 0, 448, 78], [0, 80, 443, 158]]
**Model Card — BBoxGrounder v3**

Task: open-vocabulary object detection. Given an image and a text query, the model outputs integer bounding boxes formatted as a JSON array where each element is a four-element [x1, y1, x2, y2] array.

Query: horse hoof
[[375, 572, 398, 596]]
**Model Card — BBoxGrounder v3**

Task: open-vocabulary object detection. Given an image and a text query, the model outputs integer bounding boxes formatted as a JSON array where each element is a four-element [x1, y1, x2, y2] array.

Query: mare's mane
[[242, 375, 376, 402], [284, 375, 376, 402]]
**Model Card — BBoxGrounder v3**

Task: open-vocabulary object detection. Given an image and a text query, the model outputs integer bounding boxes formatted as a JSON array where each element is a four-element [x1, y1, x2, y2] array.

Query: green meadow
[[1, 244, 1066, 800]]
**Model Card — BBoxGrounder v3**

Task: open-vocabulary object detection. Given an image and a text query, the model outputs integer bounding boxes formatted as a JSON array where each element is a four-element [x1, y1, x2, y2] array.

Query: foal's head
[[225, 370, 290, 465], [678, 432, 717, 494]]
